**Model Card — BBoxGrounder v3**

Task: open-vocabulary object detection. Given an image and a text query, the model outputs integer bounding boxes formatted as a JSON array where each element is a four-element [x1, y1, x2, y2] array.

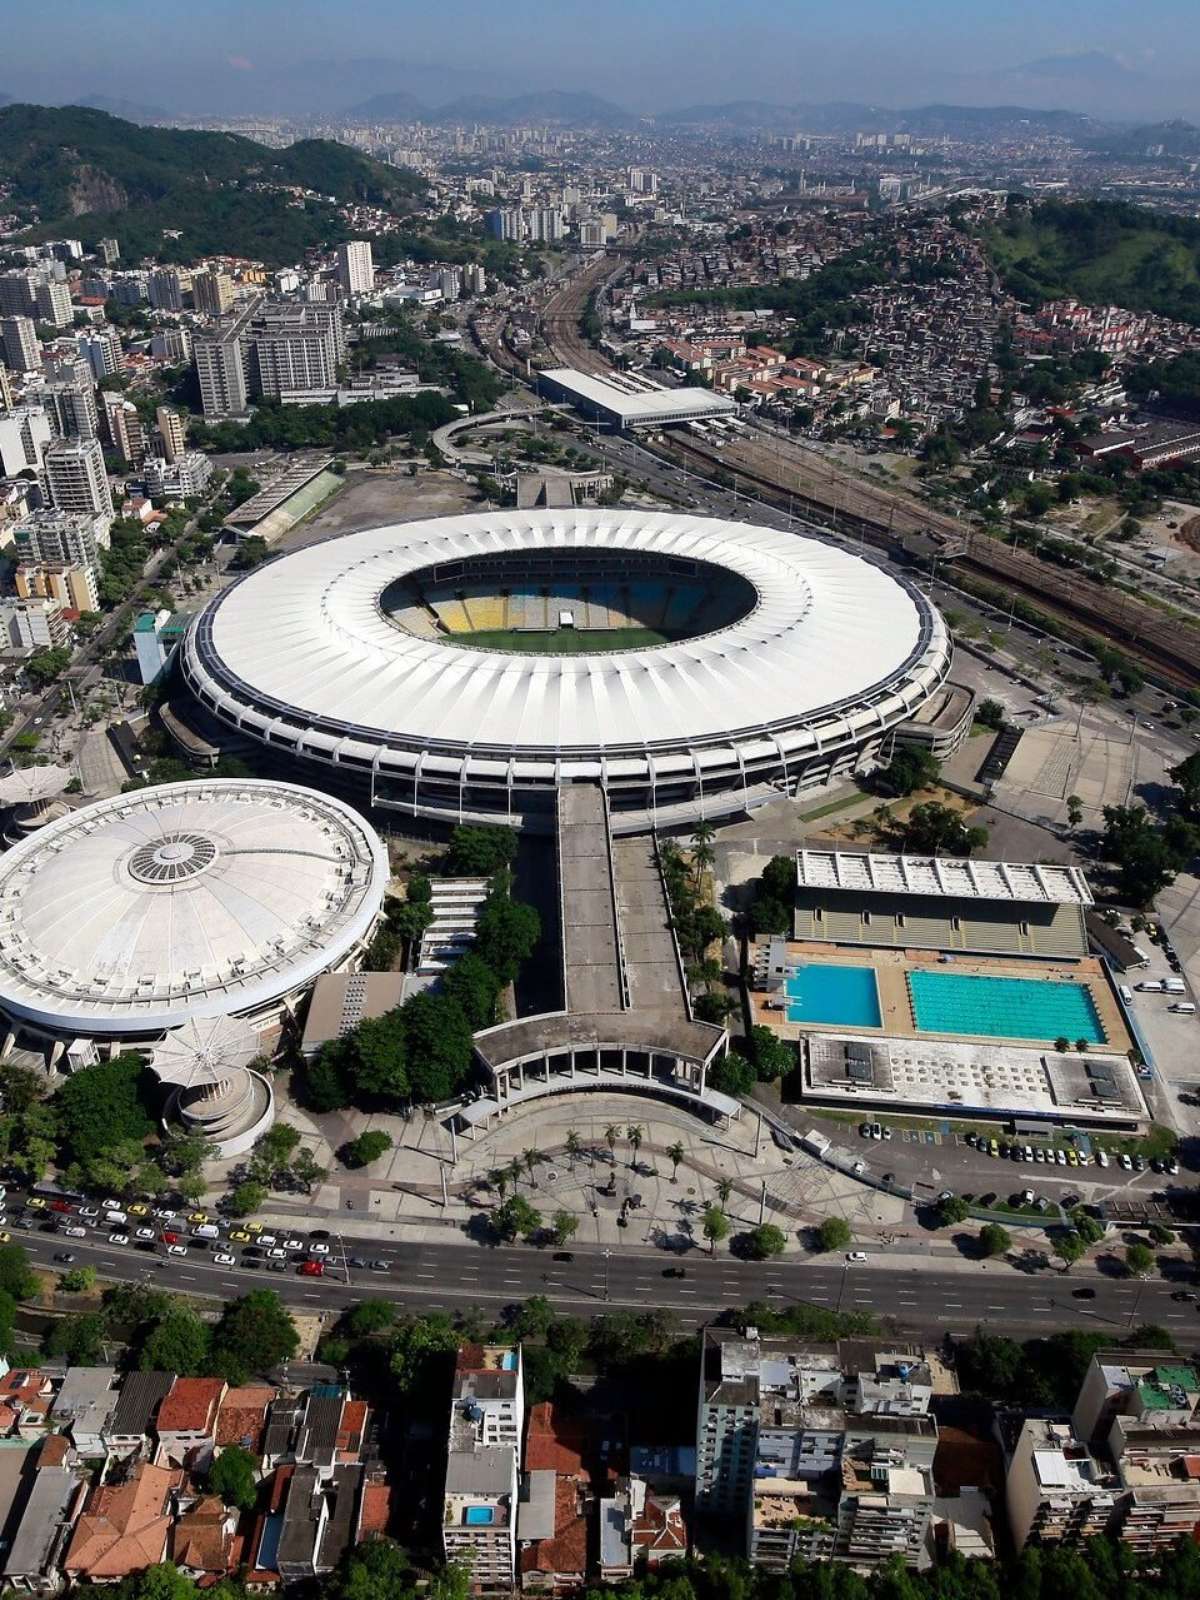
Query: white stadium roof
[[0, 780, 388, 1037], [186, 509, 943, 761], [539, 366, 737, 426]]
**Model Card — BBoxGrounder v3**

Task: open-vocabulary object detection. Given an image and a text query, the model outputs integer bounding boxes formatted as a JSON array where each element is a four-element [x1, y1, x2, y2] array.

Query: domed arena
[[181, 509, 952, 831]]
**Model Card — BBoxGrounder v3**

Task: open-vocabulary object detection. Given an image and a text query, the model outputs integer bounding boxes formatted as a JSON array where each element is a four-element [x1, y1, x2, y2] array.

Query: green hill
[[0, 104, 427, 265], [986, 199, 1200, 325]]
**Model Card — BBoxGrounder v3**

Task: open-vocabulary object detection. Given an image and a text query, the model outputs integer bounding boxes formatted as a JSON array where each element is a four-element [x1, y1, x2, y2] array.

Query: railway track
[[662, 432, 1200, 692]]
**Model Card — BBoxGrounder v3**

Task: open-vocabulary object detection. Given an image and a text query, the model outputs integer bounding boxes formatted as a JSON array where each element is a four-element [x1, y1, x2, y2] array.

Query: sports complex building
[[180, 509, 966, 833], [750, 850, 1149, 1131]]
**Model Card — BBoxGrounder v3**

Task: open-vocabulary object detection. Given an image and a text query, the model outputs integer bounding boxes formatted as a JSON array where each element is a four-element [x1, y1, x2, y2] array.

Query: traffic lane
[[19, 1227, 1198, 1338]]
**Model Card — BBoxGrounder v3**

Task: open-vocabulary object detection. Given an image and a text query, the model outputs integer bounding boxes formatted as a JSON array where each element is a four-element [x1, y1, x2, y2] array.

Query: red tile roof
[[519, 1477, 587, 1579], [524, 1404, 586, 1476], [64, 1462, 183, 1580], [336, 1399, 369, 1461], [215, 1386, 276, 1450], [357, 1482, 392, 1539], [158, 1378, 225, 1436]]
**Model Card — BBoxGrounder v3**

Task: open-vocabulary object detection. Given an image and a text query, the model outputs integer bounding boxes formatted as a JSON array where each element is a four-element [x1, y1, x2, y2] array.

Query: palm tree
[[667, 1141, 685, 1182], [565, 1130, 582, 1168], [605, 1124, 621, 1162], [691, 822, 716, 889], [489, 1167, 509, 1201], [522, 1147, 540, 1187], [626, 1123, 643, 1169], [508, 1157, 524, 1192], [717, 1177, 733, 1207], [702, 1204, 729, 1256]]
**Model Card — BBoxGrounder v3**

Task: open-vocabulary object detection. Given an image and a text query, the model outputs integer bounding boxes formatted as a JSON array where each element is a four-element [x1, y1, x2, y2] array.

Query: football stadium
[[182, 510, 955, 832]]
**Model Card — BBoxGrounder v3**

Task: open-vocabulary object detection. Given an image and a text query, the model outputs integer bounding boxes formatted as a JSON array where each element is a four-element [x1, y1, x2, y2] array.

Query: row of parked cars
[[9, 1190, 351, 1277]]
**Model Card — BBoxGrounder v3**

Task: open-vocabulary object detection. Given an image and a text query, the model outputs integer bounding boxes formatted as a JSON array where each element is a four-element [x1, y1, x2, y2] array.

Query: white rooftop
[[541, 366, 737, 422], [796, 850, 1093, 906], [0, 779, 388, 1036]]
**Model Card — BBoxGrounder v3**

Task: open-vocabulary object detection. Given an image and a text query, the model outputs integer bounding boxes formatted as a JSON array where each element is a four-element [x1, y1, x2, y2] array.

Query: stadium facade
[[181, 509, 958, 833]]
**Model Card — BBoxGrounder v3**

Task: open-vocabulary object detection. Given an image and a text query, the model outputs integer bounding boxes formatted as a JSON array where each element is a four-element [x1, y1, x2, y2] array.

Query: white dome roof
[[0, 779, 388, 1036]]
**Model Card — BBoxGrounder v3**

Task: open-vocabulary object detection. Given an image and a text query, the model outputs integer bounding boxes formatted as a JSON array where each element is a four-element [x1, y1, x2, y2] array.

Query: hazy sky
[[3, 0, 1197, 119]]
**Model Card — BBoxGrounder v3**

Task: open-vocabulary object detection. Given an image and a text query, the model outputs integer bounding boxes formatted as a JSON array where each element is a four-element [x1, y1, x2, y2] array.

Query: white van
[[1137, 980, 1164, 993], [1170, 1002, 1197, 1015], [1163, 978, 1186, 994], [1119, 985, 1134, 1004], [104, 1209, 127, 1227], [193, 1224, 220, 1239], [1130, 946, 1151, 968]]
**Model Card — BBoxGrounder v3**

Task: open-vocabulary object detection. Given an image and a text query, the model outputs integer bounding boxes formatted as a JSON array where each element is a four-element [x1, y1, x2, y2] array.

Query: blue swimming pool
[[465, 1506, 496, 1525], [908, 969, 1105, 1044], [785, 964, 882, 1028]]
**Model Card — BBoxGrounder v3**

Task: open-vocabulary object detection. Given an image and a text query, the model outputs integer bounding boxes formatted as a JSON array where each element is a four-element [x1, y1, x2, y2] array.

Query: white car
[[108, 1232, 129, 1246], [266, 1247, 287, 1260], [153, 1208, 178, 1221], [846, 1251, 868, 1263], [135, 1227, 155, 1241], [79, 1206, 99, 1219], [214, 1251, 235, 1266], [63, 1225, 87, 1238], [166, 1244, 188, 1257], [257, 1234, 278, 1248], [283, 1237, 304, 1251], [1119, 1153, 1133, 1170], [308, 1242, 331, 1256]]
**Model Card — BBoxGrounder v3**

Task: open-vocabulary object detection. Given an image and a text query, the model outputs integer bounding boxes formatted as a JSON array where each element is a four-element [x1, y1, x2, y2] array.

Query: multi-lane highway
[[9, 1193, 1197, 1339]]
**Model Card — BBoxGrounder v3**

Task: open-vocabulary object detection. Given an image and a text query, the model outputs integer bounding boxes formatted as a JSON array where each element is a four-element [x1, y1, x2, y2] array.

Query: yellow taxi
[[229, 1229, 251, 1243], [26, 1197, 46, 1210], [244, 1221, 263, 1235], [0, 1231, 9, 1243], [187, 1211, 209, 1225], [127, 1203, 150, 1216]]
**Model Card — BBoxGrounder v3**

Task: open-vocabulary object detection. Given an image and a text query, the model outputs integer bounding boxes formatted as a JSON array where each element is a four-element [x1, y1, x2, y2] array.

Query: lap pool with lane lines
[[907, 969, 1106, 1044], [785, 964, 882, 1028]]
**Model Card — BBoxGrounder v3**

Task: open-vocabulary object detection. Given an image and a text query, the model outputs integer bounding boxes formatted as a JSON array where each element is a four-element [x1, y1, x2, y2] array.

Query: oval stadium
[[181, 509, 955, 831]]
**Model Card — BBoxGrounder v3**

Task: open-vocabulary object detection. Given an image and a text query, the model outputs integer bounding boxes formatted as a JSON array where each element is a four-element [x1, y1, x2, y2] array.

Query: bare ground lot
[[279, 467, 483, 550]]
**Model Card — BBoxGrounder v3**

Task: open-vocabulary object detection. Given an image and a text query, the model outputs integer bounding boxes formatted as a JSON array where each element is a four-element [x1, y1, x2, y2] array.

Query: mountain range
[[345, 88, 637, 127]]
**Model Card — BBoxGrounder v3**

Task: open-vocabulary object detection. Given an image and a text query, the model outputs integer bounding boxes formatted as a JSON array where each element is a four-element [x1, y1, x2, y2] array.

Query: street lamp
[[602, 1247, 612, 1302]]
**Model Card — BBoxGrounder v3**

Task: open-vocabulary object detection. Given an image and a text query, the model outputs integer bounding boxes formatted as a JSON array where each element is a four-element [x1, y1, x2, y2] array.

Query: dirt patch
[[1181, 513, 1200, 555]]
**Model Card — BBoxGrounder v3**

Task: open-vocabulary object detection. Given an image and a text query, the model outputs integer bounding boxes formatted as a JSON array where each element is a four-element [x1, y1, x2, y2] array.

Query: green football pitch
[[453, 626, 670, 653]]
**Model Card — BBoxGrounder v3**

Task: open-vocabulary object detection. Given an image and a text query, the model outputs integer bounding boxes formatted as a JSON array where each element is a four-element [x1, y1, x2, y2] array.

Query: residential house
[[599, 1478, 687, 1579], [0, 1368, 58, 1439], [51, 1367, 119, 1456], [274, 1462, 363, 1583], [156, 1377, 226, 1470], [214, 1385, 276, 1458], [171, 1493, 244, 1580], [63, 1460, 184, 1583], [0, 1438, 89, 1595], [103, 1372, 175, 1460]]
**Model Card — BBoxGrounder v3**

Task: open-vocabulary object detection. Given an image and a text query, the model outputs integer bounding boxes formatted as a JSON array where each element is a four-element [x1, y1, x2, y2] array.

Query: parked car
[[214, 1252, 235, 1266], [166, 1244, 188, 1257], [846, 1251, 868, 1263], [298, 1260, 324, 1277]]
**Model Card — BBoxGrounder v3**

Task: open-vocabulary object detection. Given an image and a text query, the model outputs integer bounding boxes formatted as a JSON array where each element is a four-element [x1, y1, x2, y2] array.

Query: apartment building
[[1, 315, 42, 374], [250, 302, 344, 399], [77, 327, 124, 381], [156, 405, 186, 463], [193, 296, 261, 419], [444, 1344, 525, 1592], [103, 394, 147, 467], [0, 407, 53, 477], [45, 437, 114, 519], [698, 1330, 965, 1572], [192, 269, 235, 317], [143, 450, 212, 500], [147, 269, 185, 313], [35, 279, 72, 329], [1006, 1419, 1117, 1551], [0, 599, 69, 651], [42, 381, 99, 441], [336, 240, 374, 297]]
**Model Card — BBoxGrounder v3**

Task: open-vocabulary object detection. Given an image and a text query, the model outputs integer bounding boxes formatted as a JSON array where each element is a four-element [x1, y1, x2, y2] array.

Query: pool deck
[[753, 942, 1130, 1054]]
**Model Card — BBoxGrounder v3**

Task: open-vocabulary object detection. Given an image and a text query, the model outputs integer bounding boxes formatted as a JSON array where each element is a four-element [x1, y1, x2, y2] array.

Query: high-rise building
[[442, 1344, 524, 1592], [76, 328, 123, 381], [103, 395, 146, 467], [0, 598, 67, 650], [147, 269, 185, 312], [629, 167, 659, 195], [192, 269, 235, 317], [0, 366, 13, 414], [0, 316, 42, 374], [155, 406, 187, 464], [529, 208, 565, 244], [485, 207, 524, 241], [193, 297, 260, 419], [142, 451, 212, 499], [45, 437, 114, 519], [696, 1329, 961, 1571], [150, 327, 193, 364], [98, 238, 121, 266], [13, 508, 108, 612], [336, 240, 374, 297], [0, 271, 39, 319], [111, 274, 148, 307], [0, 407, 53, 476], [34, 279, 73, 329], [250, 301, 343, 399], [42, 382, 99, 441]]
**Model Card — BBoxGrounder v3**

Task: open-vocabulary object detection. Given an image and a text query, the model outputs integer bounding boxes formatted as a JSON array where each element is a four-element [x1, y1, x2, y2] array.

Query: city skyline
[[2, 0, 1198, 121]]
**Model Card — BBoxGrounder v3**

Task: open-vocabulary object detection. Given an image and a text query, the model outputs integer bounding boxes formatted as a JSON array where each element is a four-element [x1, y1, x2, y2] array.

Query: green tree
[[709, 1052, 755, 1096], [0, 1243, 38, 1302], [979, 1223, 1012, 1258], [1069, 1208, 1106, 1246], [818, 1216, 852, 1252], [345, 1300, 396, 1338], [975, 698, 1006, 730], [389, 1313, 459, 1394], [444, 824, 517, 875], [1171, 751, 1200, 821], [442, 951, 500, 1028], [208, 1443, 259, 1511], [878, 745, 940, 797], [702, 1204, 729, 1255], [565, 1130, 583, 1167], [522, 1146, 541, 1186], [54, 1051, 153, 1164], [1067, 793, 1084, 830], [605, 1124, 621, 1159], [937, 1195, 971, 1227], [743, 1223, 787, 1260], [475, 890, 540, 985], [491, 1194, 542, 1242], [716, 1177, 734, 1207], [141, 1306, 211, 1374], [45, 1311, 107, 1364], [748, 1024, 794, 1082], [60, 1264, 97, 1292], [342, 1130, 393, 1168], [1053, 1232, 1087, 1272], [1149, 1222, 1176, 1245], [1125, 1241, 1155, 1277], [626, 1123, 643, 1168], [1101, 803, 1198, 906], [225, 1180, 266, 1218], [666, 1141, 685, 1181], [400, 990, 474, 1102], [209, 1291, 298, 1384], [902, 800, 989, 858], [328, 1538, 414, 1600], [551, 1211, 578, 1247]]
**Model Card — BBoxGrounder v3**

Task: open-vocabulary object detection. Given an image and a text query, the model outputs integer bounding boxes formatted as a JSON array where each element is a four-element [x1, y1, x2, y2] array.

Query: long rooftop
[[796, 849, 1092, 906]]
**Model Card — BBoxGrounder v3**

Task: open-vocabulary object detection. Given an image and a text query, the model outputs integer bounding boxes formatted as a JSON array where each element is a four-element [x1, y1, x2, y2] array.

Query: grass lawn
[[453, 626, 669, 653]]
